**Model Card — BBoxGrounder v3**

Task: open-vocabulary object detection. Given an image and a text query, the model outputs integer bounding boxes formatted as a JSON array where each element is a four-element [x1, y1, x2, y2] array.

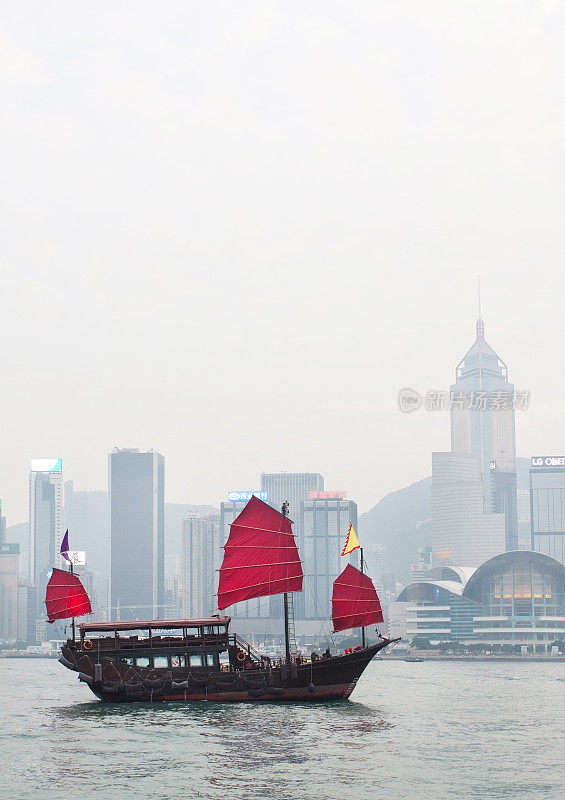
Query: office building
[[63, 482, 110, 611], [181, 515, 220, 618], [392, 551, 564, 650], [17, 583, 37, 645], [0, 502, 20, 641], [299, 494, 358, 620], [260, 472, 324, 519], [530, 456, 565, 565], [450, 319, 518, 550], [260, 473, 324, 619], [431, 452, 506, 566], [29, 458, 64, 587], [110, 449, 164, 621]]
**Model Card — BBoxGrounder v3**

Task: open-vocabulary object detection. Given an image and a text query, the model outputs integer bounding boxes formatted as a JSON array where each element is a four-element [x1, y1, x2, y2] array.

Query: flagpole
[[360, 547, 366, 649]]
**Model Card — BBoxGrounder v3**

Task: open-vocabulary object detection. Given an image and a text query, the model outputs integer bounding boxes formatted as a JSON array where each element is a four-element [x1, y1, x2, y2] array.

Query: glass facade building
[[181, 515, 220, 618], [299, 498, 358, 620], [530, 457, 565, 565], [394, 551, 565, 649], [0, 506, 19, 640], [259, 472, 324, 619], [450, 319, 518, 551], [29, 459, 64, 588], [109, 449, 165, 622]]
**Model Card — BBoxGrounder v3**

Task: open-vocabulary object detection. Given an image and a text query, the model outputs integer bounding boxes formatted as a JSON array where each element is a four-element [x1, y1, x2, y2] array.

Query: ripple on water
[[0, 659, 564, 800]]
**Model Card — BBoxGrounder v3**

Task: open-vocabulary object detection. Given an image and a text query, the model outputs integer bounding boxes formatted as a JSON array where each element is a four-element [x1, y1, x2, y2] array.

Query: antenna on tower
[[476, 274, 484, 340]]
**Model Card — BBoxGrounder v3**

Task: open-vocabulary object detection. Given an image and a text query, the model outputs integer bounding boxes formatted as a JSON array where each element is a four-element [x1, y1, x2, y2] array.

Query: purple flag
[[60, 530, 71, 562]]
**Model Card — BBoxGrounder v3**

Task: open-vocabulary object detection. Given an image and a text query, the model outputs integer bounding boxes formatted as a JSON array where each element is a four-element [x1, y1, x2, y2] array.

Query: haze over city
[[1, 1, 564, 525]]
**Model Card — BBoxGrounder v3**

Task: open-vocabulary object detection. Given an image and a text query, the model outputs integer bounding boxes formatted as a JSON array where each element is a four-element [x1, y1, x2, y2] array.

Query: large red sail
[[332, 563, 383, 632], [45, 568, 92, 623], [217, 495, 303, 610]]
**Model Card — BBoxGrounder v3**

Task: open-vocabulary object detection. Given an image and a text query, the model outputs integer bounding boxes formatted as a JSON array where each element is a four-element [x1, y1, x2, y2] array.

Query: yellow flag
[[341, 523, 360, 556]]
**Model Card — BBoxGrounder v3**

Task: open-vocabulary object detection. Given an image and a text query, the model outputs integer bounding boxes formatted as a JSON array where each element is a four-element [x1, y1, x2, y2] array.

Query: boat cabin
[[76, 616, 262, 673]]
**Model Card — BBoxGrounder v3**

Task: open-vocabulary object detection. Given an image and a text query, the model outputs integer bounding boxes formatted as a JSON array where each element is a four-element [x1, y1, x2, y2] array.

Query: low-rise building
[[392, 551, 564, 651]]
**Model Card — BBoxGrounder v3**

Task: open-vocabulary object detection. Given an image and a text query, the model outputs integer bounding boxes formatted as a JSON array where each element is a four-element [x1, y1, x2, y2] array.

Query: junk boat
[[48, 496, 398, 702]]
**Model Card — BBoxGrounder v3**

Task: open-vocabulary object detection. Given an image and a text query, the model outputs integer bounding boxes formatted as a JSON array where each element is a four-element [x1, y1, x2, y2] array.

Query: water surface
[[1, 659, 563, 800]]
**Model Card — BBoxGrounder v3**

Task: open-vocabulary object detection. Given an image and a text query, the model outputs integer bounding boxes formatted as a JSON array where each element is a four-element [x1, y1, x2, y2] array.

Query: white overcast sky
[[1, 1, 563, 524]]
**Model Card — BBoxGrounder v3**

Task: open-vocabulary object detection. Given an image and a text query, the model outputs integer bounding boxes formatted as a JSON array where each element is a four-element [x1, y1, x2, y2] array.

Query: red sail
[[45, 568, 92, 623], [332, 563, 384, 632], [217, 495, 303, 610]]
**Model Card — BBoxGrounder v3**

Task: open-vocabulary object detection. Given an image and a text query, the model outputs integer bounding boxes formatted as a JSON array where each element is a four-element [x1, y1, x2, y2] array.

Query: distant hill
[[358, 457, 532, 584], [358, 477, 431, 584]]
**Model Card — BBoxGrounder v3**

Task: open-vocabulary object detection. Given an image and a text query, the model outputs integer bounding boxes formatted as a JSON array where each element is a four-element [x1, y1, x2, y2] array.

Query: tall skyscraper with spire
[[432, 314, 518, 567], [450, 318, 518, 551]]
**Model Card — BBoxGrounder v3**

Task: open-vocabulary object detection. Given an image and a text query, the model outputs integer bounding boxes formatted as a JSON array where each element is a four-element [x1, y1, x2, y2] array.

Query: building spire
[[476, 274, 484, 339]]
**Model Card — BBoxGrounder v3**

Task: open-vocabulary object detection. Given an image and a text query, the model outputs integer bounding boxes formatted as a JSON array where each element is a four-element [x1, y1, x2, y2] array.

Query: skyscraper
[[260, 472, 324, 519], [450, 319, 518, 550], [181, 515, 220, 618], [530, 456, 565, 565], [431, 451, 506, 566], [110, 449, 164, 621], [29, 458, 64, 587], [0, 501, 20, 641], [299, 494, 358, 620], [260, 472, 324, 619]]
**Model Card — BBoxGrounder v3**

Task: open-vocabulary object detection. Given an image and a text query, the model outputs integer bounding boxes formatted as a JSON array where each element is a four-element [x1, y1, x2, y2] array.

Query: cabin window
[[118, 656, 134, 665], [153, 656, 169, 669], [205, 653, 215, 667], [135, 656, 150, 668], [189, 654, 203, 667], [171, 655, 185, 668]]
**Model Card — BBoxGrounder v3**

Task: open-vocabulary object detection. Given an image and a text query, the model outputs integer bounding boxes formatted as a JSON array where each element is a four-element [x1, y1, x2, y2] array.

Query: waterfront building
[[392, 551, 564, 651], [431, 452, 506, 566], [109, 449, 164, 621], [0, 502, 20, 641], [29, 459, 64, 587], [181, 515, 220, 618], [298, 495, 358, 620], [450, 319, 518, 550], [530, 456, 565, 565]]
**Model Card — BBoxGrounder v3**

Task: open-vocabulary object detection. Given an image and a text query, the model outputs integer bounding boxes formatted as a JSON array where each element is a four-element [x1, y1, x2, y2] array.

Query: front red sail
[[45, 568, 92, 623], [217, 495, 303, 610], [332, 563, 384, 632]]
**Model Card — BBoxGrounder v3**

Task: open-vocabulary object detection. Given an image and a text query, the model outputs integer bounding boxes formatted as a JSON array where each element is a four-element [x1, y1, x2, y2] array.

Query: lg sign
[[531, 456, 565, 468]]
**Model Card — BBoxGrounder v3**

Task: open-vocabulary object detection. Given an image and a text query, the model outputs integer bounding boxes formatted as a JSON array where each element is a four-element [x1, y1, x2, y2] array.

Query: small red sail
[[45, 568, 92, 623], [217, 495, 303, 610], [332, 563, 384, 632]]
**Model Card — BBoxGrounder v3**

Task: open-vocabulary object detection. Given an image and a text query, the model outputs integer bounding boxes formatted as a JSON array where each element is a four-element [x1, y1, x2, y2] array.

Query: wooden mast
[[360, 548, 366, 649], [281, 502, 292, 664]]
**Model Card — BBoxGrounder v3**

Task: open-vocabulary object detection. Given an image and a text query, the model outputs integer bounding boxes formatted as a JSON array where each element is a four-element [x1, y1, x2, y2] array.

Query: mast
[[360, 548, 366, 649], [70, 560, 76, 642], [281, 501, 292, 664]]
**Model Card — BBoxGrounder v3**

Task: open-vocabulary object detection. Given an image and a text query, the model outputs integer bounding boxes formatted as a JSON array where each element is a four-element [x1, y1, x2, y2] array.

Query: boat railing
[[76, 633, 229, 651], [229, 633, 264, 662]]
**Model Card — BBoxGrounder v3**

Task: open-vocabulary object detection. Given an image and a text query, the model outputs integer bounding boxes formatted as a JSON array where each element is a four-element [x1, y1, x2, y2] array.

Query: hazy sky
[[1, 1, 563, 525]]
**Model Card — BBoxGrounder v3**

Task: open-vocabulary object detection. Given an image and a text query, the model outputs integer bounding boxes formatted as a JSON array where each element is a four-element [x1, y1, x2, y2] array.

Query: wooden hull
[[60, 640, 391, 704]]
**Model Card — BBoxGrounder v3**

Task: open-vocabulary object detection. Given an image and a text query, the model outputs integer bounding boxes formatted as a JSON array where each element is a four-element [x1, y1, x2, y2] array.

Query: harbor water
[[1, 658, 563, 800]]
